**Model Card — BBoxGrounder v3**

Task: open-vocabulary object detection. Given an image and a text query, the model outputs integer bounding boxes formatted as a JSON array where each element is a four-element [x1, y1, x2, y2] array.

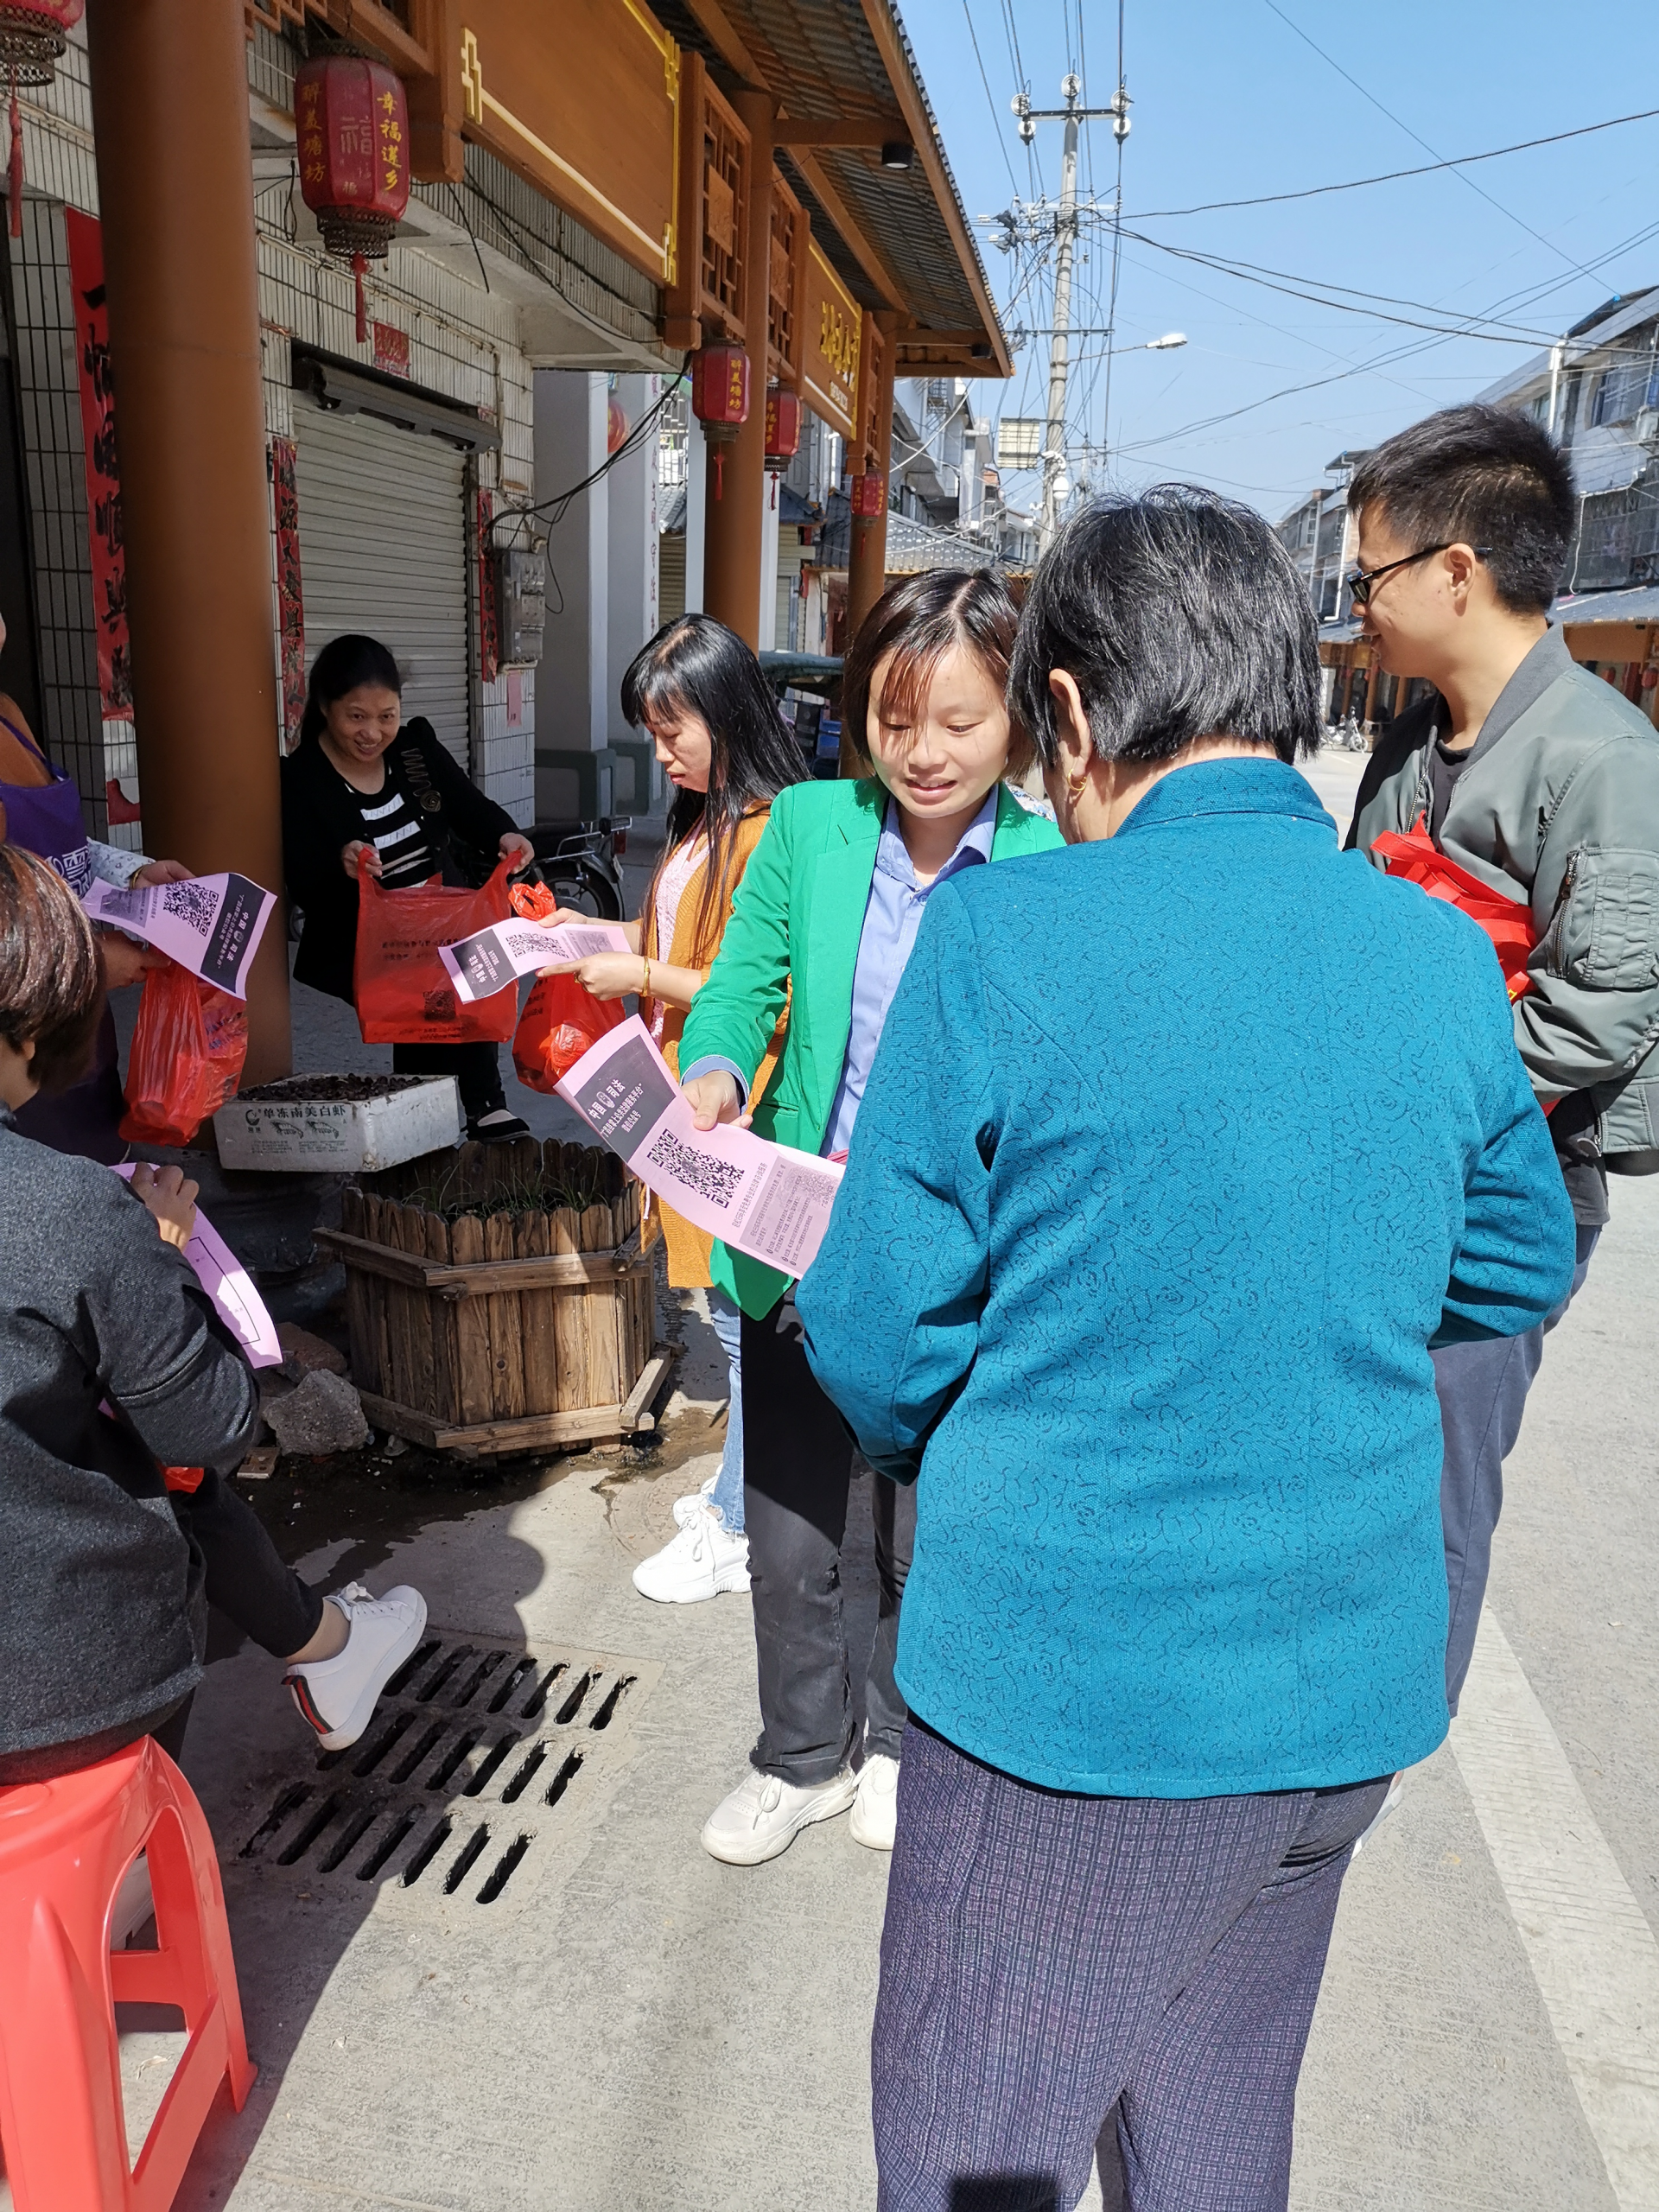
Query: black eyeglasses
[[1344, 541, 1491, 607]]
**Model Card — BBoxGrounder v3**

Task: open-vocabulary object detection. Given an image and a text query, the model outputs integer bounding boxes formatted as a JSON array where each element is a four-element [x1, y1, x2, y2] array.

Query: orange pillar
[[86, 0, 291, 1081], [702, 93, 774, 649], [846, 310, 897, 645]]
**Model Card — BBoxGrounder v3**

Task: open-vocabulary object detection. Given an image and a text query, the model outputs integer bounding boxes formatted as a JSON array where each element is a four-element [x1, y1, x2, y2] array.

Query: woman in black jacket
[[281, 634, 536, 1141]]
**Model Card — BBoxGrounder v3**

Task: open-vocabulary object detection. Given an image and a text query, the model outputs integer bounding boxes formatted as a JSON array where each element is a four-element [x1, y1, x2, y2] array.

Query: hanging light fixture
[[294, 52, 410, 346], [1, 0, 82, 239]]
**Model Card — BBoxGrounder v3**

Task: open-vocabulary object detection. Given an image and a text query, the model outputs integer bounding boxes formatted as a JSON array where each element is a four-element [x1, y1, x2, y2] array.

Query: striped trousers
[[873, 1720, 1388, 2212]]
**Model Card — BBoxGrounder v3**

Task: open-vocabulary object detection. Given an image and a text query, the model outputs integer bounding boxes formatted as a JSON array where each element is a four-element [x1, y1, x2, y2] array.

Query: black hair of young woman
[[841, 568, 1031, 778], [0, 842, 105, 1094], [298, 633, 404, 748], [621, 614, 810, 963]]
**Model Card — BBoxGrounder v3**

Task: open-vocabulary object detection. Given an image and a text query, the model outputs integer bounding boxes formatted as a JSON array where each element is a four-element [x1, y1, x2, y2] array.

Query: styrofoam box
[[213, 1077, 461, 1173]]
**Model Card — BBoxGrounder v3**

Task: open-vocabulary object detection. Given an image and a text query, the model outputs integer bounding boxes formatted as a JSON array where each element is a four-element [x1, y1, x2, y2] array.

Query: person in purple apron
[[0, 606, 191, 1161]]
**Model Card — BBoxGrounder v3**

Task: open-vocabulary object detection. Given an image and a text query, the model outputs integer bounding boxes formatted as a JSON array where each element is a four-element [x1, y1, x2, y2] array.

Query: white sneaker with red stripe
[[284, 1583, 427, 1751]]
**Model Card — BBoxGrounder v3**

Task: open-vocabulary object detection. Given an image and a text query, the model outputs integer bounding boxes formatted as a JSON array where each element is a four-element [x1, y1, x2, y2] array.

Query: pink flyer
[[554, 1015, 844, 1281], [111, 1166, 283, 1369], [83, 872, 276, 1001], [438, 915, 630, 1003]]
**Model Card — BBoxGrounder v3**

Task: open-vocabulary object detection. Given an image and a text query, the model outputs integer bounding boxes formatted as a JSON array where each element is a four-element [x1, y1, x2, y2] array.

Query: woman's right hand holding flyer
[[683, 1070, 751, 1130]]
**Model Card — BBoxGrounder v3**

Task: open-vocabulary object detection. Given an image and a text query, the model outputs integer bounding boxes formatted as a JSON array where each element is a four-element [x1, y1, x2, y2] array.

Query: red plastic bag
[[353, 858, 517, 1044], [512, 971, 624, 1093], [1372, 820, 1535, 1003], [119, 958, 249, 1147]]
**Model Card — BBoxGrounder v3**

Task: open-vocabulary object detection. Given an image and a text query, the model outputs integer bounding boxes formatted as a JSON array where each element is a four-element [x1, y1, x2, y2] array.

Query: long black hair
[[621, 614, 808, 963], [298, 633, 403, 748]]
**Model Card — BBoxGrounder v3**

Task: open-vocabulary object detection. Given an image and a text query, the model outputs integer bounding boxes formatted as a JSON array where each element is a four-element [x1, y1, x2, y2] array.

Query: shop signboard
[[802, 238, 860, 444], [458, 1, 679, 289]]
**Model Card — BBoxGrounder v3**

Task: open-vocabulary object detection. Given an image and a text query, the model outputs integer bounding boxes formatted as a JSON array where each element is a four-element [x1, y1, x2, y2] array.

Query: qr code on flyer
[[161, 880, 218, 938], [645, 1128, 742, 1211]]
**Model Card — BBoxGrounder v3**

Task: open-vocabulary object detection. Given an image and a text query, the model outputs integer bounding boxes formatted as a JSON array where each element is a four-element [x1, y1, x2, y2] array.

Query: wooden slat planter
[[315, 1137, 675, 1456]]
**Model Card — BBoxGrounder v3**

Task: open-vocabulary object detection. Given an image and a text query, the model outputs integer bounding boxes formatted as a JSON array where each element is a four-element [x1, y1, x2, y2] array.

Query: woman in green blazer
[[676, 569, 1063, 1867]]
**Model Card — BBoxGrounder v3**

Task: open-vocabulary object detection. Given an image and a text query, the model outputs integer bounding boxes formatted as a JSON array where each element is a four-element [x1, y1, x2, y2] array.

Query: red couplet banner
[[63, 207, 132, 721]]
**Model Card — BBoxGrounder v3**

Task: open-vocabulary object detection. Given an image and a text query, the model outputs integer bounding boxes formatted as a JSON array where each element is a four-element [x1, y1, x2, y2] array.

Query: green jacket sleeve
[[677, 788, 798, 1089], [1519, 728, 1659, 1108]]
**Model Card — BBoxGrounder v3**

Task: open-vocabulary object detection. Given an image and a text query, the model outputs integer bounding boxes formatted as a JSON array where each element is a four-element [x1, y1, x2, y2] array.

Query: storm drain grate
[[238, 1631, 656, 1916]]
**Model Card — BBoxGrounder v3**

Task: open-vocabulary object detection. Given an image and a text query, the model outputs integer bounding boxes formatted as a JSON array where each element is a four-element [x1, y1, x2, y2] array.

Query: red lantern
[[295, 54, 410, 346], [1, 0, 82, 239], [607, 393, 629, 455], [851, 471, 887, 519], [764, 388, 802, 465], [691, 346, 750, 499]]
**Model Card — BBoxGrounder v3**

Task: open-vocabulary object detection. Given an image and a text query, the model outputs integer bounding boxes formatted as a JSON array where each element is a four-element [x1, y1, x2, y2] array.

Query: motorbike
[[527, 817, 629, 920]]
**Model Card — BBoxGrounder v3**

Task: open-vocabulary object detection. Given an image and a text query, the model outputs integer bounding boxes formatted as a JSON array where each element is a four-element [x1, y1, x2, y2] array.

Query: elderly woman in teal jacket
[[798, 489, 1577, 2212], [676, 569, 1061, 1869]]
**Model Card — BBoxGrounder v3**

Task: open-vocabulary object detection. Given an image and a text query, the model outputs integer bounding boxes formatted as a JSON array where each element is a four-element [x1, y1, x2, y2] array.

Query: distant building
[[1275, 292, 1659, 735]]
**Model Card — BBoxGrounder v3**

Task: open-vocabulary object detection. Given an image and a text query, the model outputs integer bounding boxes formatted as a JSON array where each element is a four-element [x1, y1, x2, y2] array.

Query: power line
[[960, 0, 1020, 196], [1128, 104, 1659, 221], [1120, 229, 1561, 343], [1257, 0, 1598, 280]]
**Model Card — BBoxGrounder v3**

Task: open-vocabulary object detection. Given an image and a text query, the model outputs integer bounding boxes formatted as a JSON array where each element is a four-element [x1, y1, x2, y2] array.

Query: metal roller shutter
[[295, 393, 471, 768]]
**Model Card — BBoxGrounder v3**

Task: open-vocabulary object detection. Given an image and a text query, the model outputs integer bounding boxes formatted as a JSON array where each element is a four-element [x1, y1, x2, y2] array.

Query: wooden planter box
[[315, 1138, 674, 1457]]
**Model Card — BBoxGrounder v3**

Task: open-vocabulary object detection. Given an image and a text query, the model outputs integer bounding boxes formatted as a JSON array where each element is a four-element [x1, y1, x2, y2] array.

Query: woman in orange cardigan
[[541, 613, 808, 1601]]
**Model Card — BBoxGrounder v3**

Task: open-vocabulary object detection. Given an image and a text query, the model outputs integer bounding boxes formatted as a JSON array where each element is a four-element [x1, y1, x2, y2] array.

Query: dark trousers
[[392, 1039, 505, 1122], [172, 1469, 325, 1662], [1435, 1224, 1598, 1711], [741, 1292, 916, 1784], [873, 1720, 1389, 2212]]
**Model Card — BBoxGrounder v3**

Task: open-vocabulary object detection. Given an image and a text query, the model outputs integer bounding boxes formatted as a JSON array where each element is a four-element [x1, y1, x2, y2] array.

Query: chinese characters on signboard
[[64, 209, 132, 720]]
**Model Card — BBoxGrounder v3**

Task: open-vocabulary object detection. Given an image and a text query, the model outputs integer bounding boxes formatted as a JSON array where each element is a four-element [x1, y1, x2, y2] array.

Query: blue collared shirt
[[821, 789, 999, 1157], [682, 787, 1000, 1156]]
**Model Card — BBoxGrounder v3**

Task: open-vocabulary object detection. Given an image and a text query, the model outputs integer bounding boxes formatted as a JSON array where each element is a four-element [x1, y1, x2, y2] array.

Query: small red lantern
[[765, 388, 802, 465], [607, 394, 629, 455], [764, 385, 802, 510], [851, 471, 887, 520], [2, 0, 82, 238], [691, 346, 750, 499], [295, 54, 410, 346]]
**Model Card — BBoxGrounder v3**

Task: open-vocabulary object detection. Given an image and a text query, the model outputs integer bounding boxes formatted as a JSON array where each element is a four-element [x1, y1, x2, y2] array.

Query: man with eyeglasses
[[1346, 402, 1659, 1715]]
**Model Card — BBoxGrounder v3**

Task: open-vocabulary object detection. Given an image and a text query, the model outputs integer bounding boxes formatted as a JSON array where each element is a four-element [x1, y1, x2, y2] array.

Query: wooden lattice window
[[700, 87, 747, 328], [767, 169, 808, 389]]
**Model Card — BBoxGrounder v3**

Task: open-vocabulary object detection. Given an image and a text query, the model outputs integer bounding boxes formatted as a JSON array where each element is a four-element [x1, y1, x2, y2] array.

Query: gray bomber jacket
[[0, 1110, 259, 1755], [1349, 627, 1659, 1170]]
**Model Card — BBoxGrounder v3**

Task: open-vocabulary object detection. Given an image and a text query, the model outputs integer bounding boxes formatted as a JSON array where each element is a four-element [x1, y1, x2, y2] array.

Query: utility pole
[[1011, 75, 1129, 548]]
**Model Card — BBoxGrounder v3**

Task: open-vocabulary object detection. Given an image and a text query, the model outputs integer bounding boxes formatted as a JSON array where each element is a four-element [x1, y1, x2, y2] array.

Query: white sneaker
[[671, 1466, 721, 1529], [849, 1752, 900, 1852], [701, 1765, 858, 1866], [284, 1582, 427, 1751], [632, 1501, 750, 1604]]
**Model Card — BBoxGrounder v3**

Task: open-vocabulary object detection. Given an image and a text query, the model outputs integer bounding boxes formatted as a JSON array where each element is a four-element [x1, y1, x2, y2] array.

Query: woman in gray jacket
[[0, 847, 420, 1781]]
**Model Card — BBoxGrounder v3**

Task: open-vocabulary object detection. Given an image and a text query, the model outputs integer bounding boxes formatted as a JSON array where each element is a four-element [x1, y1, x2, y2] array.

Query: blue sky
[[902, 0, 1659, 521]]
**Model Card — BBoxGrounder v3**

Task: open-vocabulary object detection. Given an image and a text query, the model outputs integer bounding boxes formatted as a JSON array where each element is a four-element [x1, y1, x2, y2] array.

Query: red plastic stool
[[0, 1735, 255, 2210]]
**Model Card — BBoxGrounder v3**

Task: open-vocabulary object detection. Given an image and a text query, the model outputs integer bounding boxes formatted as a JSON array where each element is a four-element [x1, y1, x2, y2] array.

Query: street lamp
[[1145, 332, 1186, 350]]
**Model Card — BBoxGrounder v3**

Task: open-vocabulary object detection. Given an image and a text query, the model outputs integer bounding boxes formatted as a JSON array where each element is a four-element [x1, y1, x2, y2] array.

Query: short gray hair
[[1008, 485, 1322, 767]]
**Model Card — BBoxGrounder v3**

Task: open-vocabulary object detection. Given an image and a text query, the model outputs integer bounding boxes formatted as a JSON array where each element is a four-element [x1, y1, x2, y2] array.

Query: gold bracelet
[[641, 957, 651, 998]]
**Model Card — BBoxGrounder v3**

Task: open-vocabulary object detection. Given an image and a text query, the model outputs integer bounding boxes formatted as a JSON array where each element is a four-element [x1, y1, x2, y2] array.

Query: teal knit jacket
[[797, 760, 1577, 1798]]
